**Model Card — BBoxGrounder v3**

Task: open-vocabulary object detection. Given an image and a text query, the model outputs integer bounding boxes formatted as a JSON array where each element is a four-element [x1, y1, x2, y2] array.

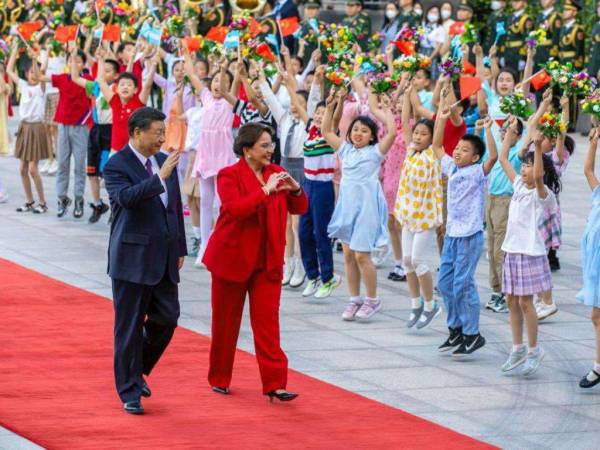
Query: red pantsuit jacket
[[203, 159, 308, 282]]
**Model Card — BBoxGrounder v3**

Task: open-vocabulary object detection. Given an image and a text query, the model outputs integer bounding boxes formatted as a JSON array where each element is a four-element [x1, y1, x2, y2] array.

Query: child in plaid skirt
[[498, 114, 561, 377]]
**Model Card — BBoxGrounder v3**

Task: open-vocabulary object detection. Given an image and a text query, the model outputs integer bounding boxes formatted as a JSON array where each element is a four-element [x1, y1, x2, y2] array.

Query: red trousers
[[208, 270, 288, 394]]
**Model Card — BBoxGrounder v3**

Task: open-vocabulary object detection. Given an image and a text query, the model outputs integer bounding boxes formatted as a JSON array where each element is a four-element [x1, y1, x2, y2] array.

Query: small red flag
[[102, 24, 121, 42], [55, 25, 79, 43], [249, 17, 261, 37], [256, 42, 276, 63], [17, 21, 44, 41], [449, 21, 465, 36], [495, 119, 505, 128], [206, 26, 228, 44], [530, 70, 552, 91], [184, 36, 202, 52], [394, 40, 415, 56], [463, 60, 476, 75], [459, 75, 482, 100], [278, 16, 300, 38]]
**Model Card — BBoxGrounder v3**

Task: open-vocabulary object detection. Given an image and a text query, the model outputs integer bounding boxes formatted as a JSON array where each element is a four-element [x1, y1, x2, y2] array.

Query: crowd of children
[[0, 0, 599, 388]]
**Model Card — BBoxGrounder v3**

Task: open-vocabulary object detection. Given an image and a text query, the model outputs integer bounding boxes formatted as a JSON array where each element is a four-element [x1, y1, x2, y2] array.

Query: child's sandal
[[16, 201, 35, 212], [32, 203, 48, 214]]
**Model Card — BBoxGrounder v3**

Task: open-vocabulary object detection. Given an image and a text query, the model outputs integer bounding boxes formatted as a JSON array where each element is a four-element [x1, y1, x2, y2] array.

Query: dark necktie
[[284, 120, 298, 157], [145, 159, 153, 177]]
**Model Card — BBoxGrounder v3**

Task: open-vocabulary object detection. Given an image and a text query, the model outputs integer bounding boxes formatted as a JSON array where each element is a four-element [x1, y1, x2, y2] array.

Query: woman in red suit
[[203, 123, 308, 402]]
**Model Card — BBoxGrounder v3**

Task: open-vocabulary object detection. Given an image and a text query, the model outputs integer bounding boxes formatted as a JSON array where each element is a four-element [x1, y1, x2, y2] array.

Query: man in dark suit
[[103, 107, 187, 415]]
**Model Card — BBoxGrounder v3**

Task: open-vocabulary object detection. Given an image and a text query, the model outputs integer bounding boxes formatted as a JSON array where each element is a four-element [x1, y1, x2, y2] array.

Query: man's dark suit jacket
[[103, 145, 187, 286]]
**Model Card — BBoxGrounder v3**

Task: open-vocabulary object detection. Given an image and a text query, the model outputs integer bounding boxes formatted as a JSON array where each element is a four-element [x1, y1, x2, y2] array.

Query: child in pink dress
[[186, 56, 235, 261]]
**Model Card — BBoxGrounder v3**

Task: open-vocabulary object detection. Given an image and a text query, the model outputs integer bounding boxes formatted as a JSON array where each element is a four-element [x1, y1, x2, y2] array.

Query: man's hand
[[178, 256, 185, 270], [159, 151, 180, 181]]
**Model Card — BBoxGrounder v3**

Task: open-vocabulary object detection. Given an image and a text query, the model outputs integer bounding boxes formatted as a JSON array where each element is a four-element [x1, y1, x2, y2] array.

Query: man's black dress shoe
[[123, 400, 144, 415], [141, 380, 151, 398], [212, 386, 230, 395]]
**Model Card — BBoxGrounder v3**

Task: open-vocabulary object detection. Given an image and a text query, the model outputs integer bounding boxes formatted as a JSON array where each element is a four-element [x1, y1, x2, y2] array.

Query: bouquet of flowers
[[537, 112, 566, 138], [113, 1, 137, 27], [568, 71, 597, 97], [302, 20, 324, 45], [459, 22, 478, 45], [183, 2, 201, 20], [368, 72, 398, 94], [499, 91, 535, 120], [0, 40, 9, 62], [438, 57, 462, 80], [325, 50, 355, 87], [393, 54, 431, 77], [582, 91, 600, 122], [319, 24, 355, 55], [526, 28, 546, 49], [166, 15, 185, 38], [368, 32, 384, 54]]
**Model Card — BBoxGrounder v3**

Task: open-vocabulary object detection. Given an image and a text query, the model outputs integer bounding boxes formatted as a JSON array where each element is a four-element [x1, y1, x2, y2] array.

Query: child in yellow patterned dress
[[394, 85, 443, 330]]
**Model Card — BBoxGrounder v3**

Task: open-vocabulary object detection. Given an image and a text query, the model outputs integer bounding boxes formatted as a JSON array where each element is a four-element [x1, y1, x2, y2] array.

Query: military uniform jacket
[[587, 20, 600, 77], [534, 9, 561, 68], [396, 10, 421, 30], [342, 11, 371, 52], [483, 10, 507, 54], [502, 11, 534, 71], [559, 20, 585, 70]]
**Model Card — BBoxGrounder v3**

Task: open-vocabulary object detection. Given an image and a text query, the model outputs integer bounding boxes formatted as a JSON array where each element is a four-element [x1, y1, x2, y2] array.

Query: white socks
[[423, 299, 434, 312], [513, 343, 526, 352], [594, 362, 600, 373], [411, 297, 421, 309]]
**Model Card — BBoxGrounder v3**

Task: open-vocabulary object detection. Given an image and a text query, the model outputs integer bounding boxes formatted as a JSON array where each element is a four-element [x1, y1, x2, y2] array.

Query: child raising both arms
[[432, 89, 498, 356], [394, 84, 443, 330], [499, 117, 560, 377], [578, 127, 600, 389], [322, 95, 397, 321]]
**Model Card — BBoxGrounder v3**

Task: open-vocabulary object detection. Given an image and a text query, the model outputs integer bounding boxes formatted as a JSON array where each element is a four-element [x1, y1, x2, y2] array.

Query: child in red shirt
[[90, 49, 155, 153], [39, 48, 93, 219]]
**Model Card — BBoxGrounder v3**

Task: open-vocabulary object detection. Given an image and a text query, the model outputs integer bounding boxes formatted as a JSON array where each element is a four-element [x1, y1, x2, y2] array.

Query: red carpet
[[0, 258, 494, 449]]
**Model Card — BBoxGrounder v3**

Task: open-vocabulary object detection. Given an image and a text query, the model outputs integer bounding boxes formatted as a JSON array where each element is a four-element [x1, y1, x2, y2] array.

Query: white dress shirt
[[129, 143, 168, 207]]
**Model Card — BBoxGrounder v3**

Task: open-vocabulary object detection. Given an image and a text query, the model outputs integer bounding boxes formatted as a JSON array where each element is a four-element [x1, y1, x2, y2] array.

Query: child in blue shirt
[[431, 87, 498, 356]]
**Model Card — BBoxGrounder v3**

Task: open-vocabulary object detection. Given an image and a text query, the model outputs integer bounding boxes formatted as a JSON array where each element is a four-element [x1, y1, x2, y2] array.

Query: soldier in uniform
[[482, 0, 507, 55], [587, 2, 600, 79], [502, 0, 534, 74], [342, 0, 371, 52], [396, 0, 420, 30], [533, 0, 561, 72], [558, 0, 585, 131], [197, 0, 230, 36], [297, 0, 323, 67], [456, 1, 476, 65]]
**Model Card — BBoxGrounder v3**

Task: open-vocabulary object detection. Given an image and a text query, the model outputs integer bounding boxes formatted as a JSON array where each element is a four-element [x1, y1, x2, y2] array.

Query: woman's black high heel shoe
[[212, 386, 230, 395], [266, 390, 299, 403]]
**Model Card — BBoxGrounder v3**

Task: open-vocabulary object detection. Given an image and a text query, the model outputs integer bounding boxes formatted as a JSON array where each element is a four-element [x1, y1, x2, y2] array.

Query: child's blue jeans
[[438, 231, 484, 335]]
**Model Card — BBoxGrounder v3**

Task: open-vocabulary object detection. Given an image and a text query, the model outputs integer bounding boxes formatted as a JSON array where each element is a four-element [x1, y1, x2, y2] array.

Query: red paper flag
[[394, 40, 415, 56], [184, 36, 202, 52], [463, 60, 476, 75], [449, 21, 465, 36], [459, 75, 482, 100], [102, 24, 121, 42], [530, 70, 552, 91], [278, 16, 300, 38], [206, 26, 228, 44], [17, 21, 44, 41], [495, 119, 505, 128], [249, 17, 261, 37], [256, 42, 276, 63], [55, 25, 79, 43]]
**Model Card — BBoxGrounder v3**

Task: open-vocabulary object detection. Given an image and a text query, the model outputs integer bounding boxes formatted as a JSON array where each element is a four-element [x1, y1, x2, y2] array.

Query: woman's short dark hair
[[233, 123, 274, 156], [496, 67, 518, 84], [128, 107, 166, 137], [346, 115, 379, 145], [67, 49, 87, 64]]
